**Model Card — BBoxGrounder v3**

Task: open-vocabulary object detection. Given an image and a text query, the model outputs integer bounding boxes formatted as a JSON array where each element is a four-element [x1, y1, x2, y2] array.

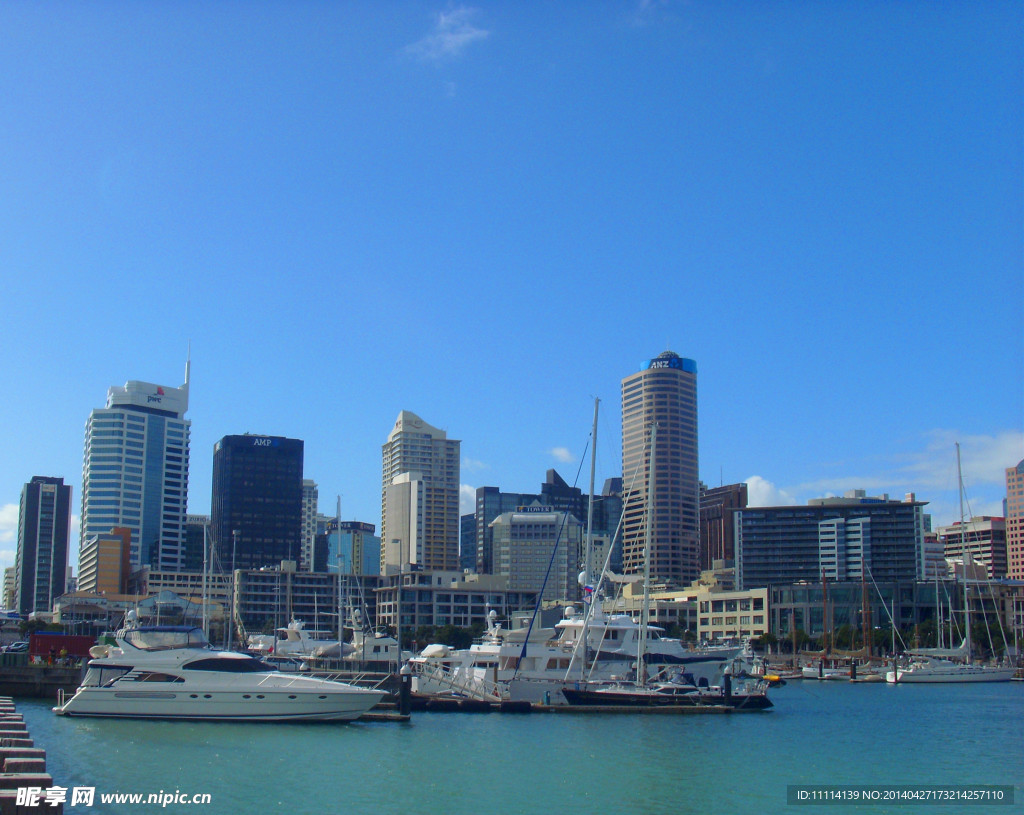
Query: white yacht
[[54, 625, 385, 721], [247, 619, 352, 659], [885, 652, 1015, 684], [410, 607, 742, 704]]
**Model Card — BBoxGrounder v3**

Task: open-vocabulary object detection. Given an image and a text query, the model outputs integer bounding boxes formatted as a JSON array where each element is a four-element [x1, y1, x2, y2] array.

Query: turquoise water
[[16, 682, 1024, 815]]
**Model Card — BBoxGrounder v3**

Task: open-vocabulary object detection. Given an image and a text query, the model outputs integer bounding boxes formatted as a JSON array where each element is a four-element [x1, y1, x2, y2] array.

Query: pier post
[[398, 664, 412, 717]]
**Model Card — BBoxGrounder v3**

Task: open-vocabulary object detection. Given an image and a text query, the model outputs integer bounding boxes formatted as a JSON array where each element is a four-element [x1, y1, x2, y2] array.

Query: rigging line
[[983, 579, 1010, 658], [512, 438, 591, 681], [867, 567, 908, 653]]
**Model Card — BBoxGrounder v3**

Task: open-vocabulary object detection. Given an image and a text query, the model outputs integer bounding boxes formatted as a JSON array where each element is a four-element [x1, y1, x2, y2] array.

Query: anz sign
[[646, 356, 696, 373]]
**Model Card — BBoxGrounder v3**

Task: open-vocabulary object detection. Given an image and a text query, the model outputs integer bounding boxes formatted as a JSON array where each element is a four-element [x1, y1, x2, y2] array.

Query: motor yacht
[[54, 625, 384, 721], [246, 619, 352, 660], [410, 606, 742, 704]]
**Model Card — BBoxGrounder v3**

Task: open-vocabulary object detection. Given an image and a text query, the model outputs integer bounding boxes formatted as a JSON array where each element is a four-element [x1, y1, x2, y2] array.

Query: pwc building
[[211, 435, 304, 571], [80, 361, 191, 569]]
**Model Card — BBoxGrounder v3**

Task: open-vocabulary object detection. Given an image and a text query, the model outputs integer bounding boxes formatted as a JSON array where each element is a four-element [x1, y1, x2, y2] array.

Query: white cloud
[[460, 484, 476, 516], [549, 447, 574, 464], [0, 505, 17, 544], [745, 476, 797, 507], [461, 457, 488, 473], [406, 7, 490, 61]]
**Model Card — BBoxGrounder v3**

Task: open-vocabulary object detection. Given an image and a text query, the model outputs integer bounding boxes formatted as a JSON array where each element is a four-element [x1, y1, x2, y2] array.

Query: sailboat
[[560, 424, 772, 710], [886, 444, 1014, 684]]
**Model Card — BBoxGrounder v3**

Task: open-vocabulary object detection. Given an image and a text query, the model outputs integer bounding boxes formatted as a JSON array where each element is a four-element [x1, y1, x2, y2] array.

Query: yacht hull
[[55, 686, 383, 721], [885, 667, 1015, 684]]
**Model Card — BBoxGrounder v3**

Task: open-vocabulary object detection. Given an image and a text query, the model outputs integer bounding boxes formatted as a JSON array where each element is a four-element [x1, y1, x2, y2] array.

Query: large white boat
[[885, 648, 1015, 684], [247, 619, 352, 660], [411, 605, 742, 704], [54, 625, 385, 721]]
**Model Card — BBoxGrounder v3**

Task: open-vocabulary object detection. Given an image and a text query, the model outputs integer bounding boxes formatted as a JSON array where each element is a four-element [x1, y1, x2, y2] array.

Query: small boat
[[54, 624, 384, 721], [561, 671, 773, 710]]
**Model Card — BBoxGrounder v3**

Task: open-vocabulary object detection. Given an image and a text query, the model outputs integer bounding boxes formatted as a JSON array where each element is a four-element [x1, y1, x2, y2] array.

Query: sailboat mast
[[202, 522, 209, 639], [579, 398, 599, 682], [585, 398, 599, 592], [638, 423, 656, 686], [957, 443, 971, 658]]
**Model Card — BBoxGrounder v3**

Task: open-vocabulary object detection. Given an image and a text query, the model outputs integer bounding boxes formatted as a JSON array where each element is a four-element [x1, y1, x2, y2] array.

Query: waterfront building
[[374, 570, 538, 632], [16, 476, 72, 615], [601, 582, 698, 633], [54, 589, 221, 635], [621, 351, 700, 588], [381, 411, 460, 574], [231, 563, 381, 634], [770, 578, 1024, 655], [699, 482, 748, 572], [77, 526, 131, 595], [735, 491, 926, 590], [490, 506, 583, 603], [936, 516, 1008, 579], [80, 361, 191, 569], [300, 479, 319, 571], [211, 434, 304, 571], [133, 567, 231, 610], [695, 587, 769, 643], [1006, 460, 1024, 580]]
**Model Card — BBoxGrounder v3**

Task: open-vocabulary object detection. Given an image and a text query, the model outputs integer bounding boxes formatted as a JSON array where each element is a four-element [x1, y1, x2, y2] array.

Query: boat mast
[[579, 397, 599, 681], [342, 493, 350, 659], [957, 443, 972, 659], [202, 522, 209, 639], [637, 423, 656, 687]]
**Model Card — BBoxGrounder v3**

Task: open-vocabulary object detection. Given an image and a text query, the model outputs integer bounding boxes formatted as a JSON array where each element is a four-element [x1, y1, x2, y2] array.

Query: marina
[[11, 680, 1022, 814]]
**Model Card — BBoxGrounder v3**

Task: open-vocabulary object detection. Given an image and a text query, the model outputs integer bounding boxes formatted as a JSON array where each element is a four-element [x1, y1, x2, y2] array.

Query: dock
[[0, 696, 61, 814]]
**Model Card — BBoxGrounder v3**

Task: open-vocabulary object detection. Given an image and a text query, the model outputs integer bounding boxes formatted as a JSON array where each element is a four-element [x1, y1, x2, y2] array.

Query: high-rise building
[[936, 516, 1007, 579], [300, 479, 319, 571], [734, 492, 927, 590], [211, 435, 304, 571], [16, 476, 72, 615], [380, 411, 460, 574], [470, 471, 623, 576], [321, 521, 381, 576], [81, 361, 191, 569], [490, 507, 583, 602], [621, 351, 700, 587], [78, 526, 131, 595], [1007, 460, 1024, 580], [699, 482, 748, 571]]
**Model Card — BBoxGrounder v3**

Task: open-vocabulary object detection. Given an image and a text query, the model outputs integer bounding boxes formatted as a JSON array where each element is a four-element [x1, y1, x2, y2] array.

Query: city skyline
[[1, 3, 1021, 574]]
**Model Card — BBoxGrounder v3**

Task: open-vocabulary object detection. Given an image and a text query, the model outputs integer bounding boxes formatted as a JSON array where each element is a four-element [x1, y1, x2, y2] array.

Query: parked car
[[261, 655, 309, 672], [4, 642, 29, 653]]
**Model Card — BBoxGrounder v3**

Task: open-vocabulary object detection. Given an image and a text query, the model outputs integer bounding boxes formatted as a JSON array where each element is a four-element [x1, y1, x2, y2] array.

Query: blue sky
[[1, 2, 1021, 574]]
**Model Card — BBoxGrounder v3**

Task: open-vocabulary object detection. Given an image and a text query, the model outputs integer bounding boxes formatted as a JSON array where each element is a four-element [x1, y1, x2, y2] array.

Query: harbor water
[[17, 681, 1023, 815]]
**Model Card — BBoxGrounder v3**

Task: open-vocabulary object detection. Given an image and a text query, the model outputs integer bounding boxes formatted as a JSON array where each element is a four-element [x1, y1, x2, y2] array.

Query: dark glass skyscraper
[[211, 435, 303, 571], [16, 476, 72, 614]]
